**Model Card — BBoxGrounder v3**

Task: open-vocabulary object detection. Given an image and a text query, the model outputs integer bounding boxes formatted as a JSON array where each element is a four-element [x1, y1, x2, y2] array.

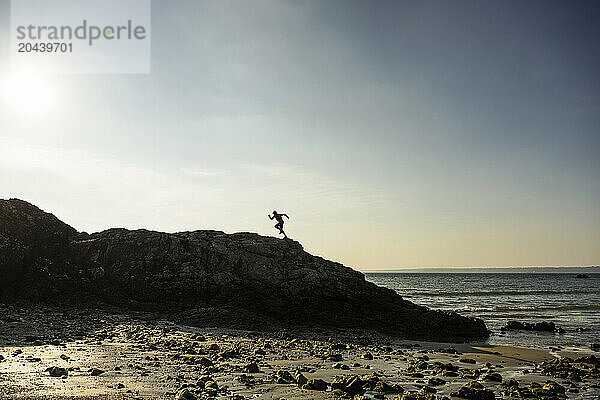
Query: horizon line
[[358, 265, 600, 272]]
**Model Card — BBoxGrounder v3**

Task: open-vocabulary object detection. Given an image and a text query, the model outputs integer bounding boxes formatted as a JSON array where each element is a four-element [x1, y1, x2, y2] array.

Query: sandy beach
[[1, 305, 598, 400]]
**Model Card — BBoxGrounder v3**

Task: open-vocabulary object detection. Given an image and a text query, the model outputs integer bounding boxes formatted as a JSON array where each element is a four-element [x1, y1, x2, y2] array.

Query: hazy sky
[[1, 0, 599, 269]]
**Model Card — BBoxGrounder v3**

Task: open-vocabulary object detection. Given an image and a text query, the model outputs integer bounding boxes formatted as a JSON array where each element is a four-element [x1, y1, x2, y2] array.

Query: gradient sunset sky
[[1, 0, 598, 269]]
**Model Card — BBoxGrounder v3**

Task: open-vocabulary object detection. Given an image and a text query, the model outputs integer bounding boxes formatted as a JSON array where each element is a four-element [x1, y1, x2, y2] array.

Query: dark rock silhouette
[[501, 320, 557, 332], [0, 199, 489, 342], [0, 198, 78, 295]]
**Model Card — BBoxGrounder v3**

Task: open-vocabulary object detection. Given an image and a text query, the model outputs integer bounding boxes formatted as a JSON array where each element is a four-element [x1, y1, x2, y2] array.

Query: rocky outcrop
[[0, 199, 489, 342], [501, 321, 558, 333]]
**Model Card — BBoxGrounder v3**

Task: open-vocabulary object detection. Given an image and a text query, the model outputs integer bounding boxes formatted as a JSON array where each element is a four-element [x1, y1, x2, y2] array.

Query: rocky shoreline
[[1, 304, 599, 400], [2, 199, 598, 399]]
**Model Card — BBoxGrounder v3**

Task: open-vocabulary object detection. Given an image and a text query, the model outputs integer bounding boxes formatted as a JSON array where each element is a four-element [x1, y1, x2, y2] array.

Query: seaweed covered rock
[[452, 381, 495, 400]]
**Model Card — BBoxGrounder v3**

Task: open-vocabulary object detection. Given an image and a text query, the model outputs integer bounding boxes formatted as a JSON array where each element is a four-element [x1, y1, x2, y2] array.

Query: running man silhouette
[[268, 210, 289, 238]]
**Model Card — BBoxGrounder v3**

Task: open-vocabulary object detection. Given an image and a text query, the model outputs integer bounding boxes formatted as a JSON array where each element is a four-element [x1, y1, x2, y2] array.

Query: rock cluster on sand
[[540, 356, 600, 381], [0, 199, 488, 342]]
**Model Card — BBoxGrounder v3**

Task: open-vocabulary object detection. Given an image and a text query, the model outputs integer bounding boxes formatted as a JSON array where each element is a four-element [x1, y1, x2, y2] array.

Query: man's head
[[273, 210, 277, 214]]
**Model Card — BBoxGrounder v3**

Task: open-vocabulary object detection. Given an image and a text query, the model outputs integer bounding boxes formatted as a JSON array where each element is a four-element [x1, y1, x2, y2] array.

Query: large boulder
[[0, 199, 489, 342]]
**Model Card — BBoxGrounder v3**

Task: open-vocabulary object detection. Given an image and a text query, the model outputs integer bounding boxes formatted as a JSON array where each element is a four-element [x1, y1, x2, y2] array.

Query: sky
[[0, 0, 599, 270]]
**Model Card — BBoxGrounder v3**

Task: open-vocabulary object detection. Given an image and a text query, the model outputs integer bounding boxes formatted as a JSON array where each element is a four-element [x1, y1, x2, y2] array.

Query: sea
[[364, 268, 600, 350]]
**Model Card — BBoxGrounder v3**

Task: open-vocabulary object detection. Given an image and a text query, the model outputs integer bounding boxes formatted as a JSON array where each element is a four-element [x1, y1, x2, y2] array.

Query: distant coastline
[[361, 266, 600, 274]]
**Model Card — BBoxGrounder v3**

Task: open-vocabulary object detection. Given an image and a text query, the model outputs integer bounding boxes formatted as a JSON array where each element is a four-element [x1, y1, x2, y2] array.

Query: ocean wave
[[495, 305, 600, 311], [403, 289, 599, 297], [477, 314, 550, 319], [441, 304, 600, 313]]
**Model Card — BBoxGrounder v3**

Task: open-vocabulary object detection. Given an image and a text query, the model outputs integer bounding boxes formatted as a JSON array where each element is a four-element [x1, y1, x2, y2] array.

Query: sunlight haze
[[1, 0, 598, 270]]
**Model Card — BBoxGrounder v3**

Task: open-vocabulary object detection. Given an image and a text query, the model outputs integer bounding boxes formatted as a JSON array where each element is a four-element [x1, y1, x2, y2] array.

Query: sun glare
[[1, 73, 56, 118]]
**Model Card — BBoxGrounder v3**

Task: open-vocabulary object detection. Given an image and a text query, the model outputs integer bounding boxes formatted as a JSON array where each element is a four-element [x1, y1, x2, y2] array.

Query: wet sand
[[1, 305, 599, 399]]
